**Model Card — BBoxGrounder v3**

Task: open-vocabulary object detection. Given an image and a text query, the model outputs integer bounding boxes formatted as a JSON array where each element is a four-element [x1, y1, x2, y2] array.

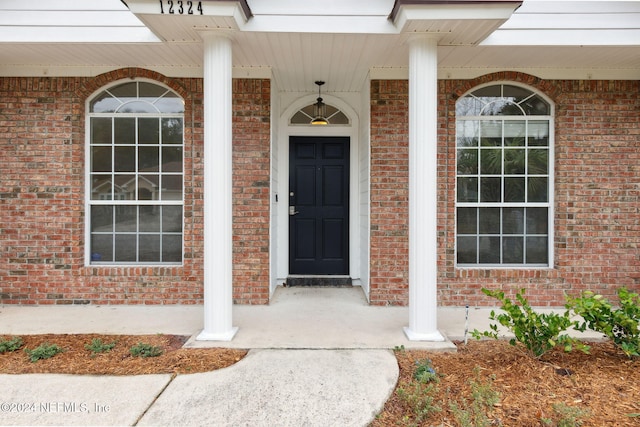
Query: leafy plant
[[449, 368, 502, 427], [130, 342, 163, 358], [25, 342, 63, 362], [85, 338, 116, 356], [0, 336, 24, 353], [540, 403, 590, 427], [566, 288, 640, 357], [396, 382, 441, 426], [472, 288, 588, 358], [413, 358, 439, 384]]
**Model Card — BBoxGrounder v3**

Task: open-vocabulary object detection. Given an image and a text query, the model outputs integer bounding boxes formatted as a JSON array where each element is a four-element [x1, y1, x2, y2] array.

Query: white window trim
[[455, 82, 555, 269], [84, 79, 185, 267]]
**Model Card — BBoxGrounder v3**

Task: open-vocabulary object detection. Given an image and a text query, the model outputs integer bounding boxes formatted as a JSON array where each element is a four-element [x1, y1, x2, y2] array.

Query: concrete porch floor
[[0, 286, 603, 350]]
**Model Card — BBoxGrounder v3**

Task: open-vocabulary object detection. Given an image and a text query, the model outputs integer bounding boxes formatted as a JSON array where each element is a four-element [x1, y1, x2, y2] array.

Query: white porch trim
[[274, 93, 363, 296], [197, 32, 238, 341], [404, 36, 444, 342]]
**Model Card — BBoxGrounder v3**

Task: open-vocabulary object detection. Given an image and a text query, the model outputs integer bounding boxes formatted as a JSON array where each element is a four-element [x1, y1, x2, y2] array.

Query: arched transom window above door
[[290, 102, 350, 125]]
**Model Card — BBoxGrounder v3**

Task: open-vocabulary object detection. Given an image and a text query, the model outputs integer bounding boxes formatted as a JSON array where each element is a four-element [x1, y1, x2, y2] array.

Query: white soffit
[[0, 0, 160, 43], [1, 0, 638, 82], [242, 0, 396, 34], [127, 0, 521, 40], [484, 0, 640, 46]]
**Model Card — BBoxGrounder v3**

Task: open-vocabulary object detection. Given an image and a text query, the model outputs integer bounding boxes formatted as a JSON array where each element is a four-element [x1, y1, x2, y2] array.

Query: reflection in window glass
[[456, 84, 552, 266], [114, 118, 135, 144], [139, 118, 160, 144], [88, 81, 183, 264], [289, 102, 350, 125]]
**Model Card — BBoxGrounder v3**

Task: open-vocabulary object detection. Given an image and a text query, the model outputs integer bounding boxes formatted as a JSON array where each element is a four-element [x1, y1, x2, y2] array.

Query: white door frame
[[272, 93, 361, 294]]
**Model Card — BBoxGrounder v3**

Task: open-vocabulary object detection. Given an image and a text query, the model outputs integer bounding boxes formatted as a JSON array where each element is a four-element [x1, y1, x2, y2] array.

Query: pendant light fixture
[[311, 81, 328, 125]]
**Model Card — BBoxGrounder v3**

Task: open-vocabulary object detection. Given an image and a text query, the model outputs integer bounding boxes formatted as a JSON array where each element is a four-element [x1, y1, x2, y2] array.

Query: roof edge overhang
[[124, 0, 251, 19], [389, 0, 522, 21], [125, 0, 252, 42], [389, 0, 522, 45]]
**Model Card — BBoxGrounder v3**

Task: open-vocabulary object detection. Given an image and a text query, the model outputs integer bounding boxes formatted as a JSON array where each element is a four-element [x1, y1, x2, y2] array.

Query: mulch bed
[[0, 334, 246, 375], [3, 335, 640, 425], [373, 340, 640, 426]]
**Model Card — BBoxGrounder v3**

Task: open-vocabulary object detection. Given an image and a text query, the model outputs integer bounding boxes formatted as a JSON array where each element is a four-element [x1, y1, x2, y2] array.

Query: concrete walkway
[[0, 350, 397, 427], [0, 287, 603, 426]]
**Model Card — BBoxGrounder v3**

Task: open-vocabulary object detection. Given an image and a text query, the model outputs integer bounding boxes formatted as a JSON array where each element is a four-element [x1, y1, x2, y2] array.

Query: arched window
[[87, 81, 184, 264], [455, 83, 553, 266], [290, 102, 350, 125]]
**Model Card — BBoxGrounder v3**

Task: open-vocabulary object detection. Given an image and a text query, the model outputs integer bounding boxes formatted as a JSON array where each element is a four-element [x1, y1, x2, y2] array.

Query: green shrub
[[25, 343, 63, 362], [130, 342, 163, 358], [85, 338, 116, 356], [413, 358, 439, 384], [566, 288, 640, 357], [472, 288, 588, 358], [0, 336, 24, 353]]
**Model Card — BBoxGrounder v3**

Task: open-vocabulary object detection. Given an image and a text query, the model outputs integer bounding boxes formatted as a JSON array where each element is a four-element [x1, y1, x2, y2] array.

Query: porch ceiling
[[0, 0, 638, 87]]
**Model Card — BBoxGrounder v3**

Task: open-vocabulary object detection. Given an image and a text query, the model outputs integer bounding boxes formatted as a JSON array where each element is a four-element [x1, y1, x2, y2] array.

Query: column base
[[403, 326, 445, 342], [196, 326, 239, 342]]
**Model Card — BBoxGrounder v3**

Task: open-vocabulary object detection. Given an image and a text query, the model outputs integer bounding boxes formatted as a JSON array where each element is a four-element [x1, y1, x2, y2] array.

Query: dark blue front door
[[289, 136, 349, 275]]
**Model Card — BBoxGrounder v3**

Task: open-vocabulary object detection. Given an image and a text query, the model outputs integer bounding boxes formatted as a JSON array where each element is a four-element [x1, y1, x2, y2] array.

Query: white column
[[404, 36, 444, 341], [197, 32, 238, 341]]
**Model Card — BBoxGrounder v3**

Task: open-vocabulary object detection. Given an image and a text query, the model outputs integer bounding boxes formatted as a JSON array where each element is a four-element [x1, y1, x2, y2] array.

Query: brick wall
[[232, 79, 271, 304], [370, 74, 640, 307], [0, 77, 85, 304], [369, 80, 410, 305], [1, 70, 637, 307], [0, 70, 271, 305]]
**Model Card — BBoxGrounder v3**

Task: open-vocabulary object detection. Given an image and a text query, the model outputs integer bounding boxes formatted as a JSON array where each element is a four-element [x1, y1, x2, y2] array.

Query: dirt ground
[[2, 335, 639, 425], [373, 340, 640, 427]]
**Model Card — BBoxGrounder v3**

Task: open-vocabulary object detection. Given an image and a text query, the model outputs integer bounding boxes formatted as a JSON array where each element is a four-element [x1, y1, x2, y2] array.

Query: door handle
[[289, 206, 299, 216]]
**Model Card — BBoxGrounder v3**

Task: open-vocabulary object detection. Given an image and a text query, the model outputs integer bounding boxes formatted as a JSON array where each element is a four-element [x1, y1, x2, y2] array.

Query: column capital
[[406, 33, 440, 46], [198, 28, 236, 42]]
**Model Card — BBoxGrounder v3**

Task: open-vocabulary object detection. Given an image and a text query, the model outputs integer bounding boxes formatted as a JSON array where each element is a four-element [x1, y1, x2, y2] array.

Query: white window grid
[[455, 88, 554, 268], [86, 82, 184, 266]]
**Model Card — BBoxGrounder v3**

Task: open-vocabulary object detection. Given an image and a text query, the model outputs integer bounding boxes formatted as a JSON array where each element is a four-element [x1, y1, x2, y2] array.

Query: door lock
[[289, 206, 299, 216]]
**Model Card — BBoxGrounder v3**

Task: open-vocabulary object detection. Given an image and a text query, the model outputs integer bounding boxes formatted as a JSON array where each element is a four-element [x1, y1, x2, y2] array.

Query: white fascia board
[[127, 0, 249, 42], [248, 0, 394, 16], [240, 15, 397, 34], [394, 3, 518, 31], [0, 27, 161, 43], [0, 11, 145, 27], [0, 0, 129, 11], [516, 1, 640, 15], [127, 0, 249, 22], [482, 29, 640, 46], [501, 13, 640, 30]]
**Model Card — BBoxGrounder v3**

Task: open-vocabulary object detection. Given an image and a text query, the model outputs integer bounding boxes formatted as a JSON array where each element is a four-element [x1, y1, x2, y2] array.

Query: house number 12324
[[159, 1, 203, 15]]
